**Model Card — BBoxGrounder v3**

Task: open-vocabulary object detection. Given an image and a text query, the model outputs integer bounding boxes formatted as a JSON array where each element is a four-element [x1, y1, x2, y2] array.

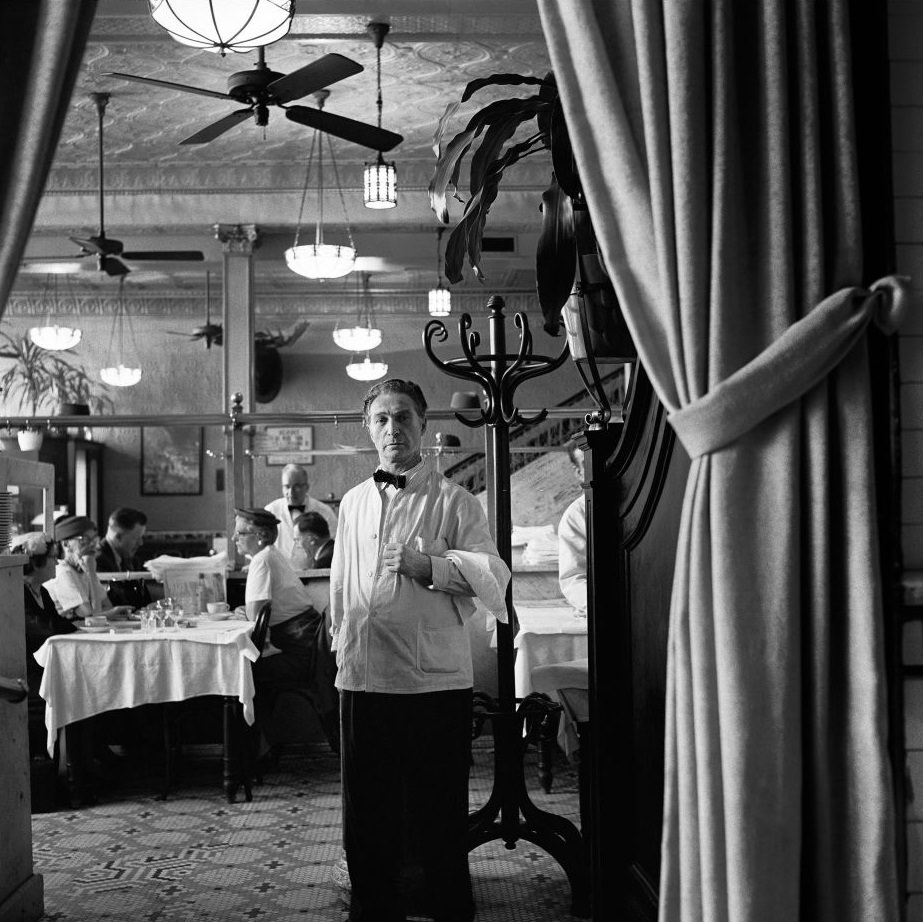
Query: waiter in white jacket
[[331, 378, 510, 922], [264, 463, 338, 568]]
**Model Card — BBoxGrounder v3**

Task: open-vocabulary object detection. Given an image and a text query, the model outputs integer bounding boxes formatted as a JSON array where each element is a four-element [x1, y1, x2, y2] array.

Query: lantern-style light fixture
[[148, 0, 294, 55], [100, 278, 142, 387], [285, 92, 357, 280], [345, 353, 389, 381], [29, 275, 82, 351], [428, 227, 451, 317], [333, 272, 382, 352], [363, 22, 397, 209]]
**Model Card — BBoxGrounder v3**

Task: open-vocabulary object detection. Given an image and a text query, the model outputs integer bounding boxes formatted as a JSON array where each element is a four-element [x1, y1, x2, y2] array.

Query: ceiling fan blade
[[69, 234, 123, 257], [103, 72, 233, 101], [101, 256, 130, 277], [268, 53, 364, 105], [180, 109, 253, 145], [121, 250, 205, 262], [285, 107, 403, 152]]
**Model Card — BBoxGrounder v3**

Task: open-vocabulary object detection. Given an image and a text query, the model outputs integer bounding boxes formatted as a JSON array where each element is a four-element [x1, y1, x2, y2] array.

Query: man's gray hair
[[362, 379, 428, 424]]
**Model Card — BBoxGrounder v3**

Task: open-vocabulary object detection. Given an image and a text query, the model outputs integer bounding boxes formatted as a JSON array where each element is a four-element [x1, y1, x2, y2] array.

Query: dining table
[[33, 617, 260, 803]]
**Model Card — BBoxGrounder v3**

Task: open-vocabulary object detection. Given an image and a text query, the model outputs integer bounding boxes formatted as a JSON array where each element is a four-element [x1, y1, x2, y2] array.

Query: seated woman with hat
[[50, 515, 135, 622], [233, 507, 339, 757]]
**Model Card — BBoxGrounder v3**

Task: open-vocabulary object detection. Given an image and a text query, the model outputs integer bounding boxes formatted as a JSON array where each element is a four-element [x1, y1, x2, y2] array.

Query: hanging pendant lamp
[[345, 353, 389, 381], [363, 23, 397, 209], [333, 272, 382, 352], [100, 279, 142, 387], [29, 275, 82, 351], [428, 227, 451, 317], [285, 92, 357, 280], [148, 0, 294, 55]]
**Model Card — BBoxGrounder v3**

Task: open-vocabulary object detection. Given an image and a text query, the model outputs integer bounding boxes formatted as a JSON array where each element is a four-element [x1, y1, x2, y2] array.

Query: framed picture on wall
[[253, 426, 314, 466], [141, 426, 203, 495]]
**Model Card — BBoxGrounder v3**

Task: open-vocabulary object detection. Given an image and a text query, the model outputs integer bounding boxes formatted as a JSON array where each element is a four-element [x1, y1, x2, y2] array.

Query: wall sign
[[253, 426, 314, 466]]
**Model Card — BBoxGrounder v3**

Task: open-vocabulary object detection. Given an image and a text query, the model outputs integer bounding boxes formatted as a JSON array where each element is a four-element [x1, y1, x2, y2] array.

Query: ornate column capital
[[213, 224, 260, 254]]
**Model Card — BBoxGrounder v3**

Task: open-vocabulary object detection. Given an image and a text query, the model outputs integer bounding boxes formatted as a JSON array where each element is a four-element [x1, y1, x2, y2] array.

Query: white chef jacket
[[244, 544, 316, 627], [264, 495, 339, 565], [330, 459, 510, 694], [557, 495, 587, 612]]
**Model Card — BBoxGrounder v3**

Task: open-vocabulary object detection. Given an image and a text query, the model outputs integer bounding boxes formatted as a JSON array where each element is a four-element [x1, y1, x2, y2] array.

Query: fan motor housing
[[227, 69, 285, 103]]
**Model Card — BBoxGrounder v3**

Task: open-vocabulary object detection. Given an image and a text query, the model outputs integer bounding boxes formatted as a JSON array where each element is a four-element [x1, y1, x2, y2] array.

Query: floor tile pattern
[[32, 740, 583, 921]]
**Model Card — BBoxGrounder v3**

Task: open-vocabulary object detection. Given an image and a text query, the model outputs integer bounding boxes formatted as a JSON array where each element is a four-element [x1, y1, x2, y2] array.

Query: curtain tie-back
[[668, 275, 912, 459]]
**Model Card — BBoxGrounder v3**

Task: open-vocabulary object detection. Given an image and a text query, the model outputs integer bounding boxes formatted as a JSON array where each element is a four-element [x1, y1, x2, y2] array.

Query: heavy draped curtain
[[0, 0, 97, 318], [537, 1, 900, 919]]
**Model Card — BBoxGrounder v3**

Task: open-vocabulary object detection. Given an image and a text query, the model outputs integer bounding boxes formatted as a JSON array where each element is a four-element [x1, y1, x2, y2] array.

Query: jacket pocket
[[417, 625, 465, 673]]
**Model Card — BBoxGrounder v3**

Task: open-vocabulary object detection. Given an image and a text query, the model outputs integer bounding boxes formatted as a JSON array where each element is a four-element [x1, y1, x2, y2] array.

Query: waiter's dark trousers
[[341, 688, 474, 922]]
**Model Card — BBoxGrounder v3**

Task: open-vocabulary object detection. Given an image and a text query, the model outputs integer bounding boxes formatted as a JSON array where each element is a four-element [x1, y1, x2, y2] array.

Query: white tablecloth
[[531, 657, 589, 758], [33, 620, 259, 757], [510, 602, 588, 699]]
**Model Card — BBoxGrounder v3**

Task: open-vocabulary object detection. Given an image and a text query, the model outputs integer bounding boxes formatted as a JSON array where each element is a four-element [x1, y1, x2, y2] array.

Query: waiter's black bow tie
[[373, 469, 406, 489], [289, 505, 305, 513]]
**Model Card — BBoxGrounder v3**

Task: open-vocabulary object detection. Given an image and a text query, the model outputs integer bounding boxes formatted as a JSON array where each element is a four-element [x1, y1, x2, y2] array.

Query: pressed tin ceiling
[[10, 0, 556, 332]]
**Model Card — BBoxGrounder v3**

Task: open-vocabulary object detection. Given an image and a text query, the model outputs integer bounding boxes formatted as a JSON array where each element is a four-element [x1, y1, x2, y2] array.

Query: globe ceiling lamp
[[29, 275, 82, 351], [100, 279, 142, 387], [332, 272, 382, 352], [428, 227, 451, 317], [363, 22, 397, 210], [148, 0, 294, 55], [285, 92, 357, 280], [345, 353, 389, 381]]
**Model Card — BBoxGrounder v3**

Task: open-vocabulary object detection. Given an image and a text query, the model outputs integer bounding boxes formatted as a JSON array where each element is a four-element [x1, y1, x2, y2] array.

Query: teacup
[[207, 601, 230, 614]]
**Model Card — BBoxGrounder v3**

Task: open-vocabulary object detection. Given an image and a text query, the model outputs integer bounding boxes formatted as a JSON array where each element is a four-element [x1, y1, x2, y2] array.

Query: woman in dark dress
[[11, 532, 77, 758]]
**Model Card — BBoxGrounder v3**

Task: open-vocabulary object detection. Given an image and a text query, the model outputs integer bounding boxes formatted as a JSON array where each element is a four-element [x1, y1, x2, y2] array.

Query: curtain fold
[[0, 0, 98, 318], [537, 1, 899, 919]]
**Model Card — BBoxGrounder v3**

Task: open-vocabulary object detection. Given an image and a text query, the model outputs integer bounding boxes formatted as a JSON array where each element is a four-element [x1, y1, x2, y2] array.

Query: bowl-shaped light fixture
[[285, 243, 357, 280], [100, 364, 143, 387], [345, 354, 388, 381], [333, 325, 382, 352], [148, 0, 294, 54], [29, 325, 82, 351]]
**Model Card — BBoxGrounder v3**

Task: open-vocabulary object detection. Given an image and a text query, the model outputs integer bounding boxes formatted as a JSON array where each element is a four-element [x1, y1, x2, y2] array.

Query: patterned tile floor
[[32, 740, 585, 921]]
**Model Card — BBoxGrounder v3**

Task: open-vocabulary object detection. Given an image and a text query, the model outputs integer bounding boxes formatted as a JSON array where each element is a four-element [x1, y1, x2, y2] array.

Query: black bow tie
[[373, 469, 406, 489], [289, 505, 305, 513]]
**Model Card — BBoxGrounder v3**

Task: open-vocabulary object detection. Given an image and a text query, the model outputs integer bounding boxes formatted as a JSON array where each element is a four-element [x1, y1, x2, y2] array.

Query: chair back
[[251, 601, 271, 653]]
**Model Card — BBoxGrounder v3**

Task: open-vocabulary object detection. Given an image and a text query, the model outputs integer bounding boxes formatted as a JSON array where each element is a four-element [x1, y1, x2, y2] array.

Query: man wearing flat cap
[[331, 378, 510, 922], [233, 507, 339, 755], [48, 515, 133, 622]]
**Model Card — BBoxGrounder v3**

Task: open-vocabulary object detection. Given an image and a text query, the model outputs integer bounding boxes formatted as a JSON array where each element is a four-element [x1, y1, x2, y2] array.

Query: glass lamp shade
[[29, 325, 82, 351], [345, 355, 388, 381], [428, 286, 451, 317], [285, 244, 357, 280], [332, 325, 382, 352], [148, 0, 294, 54], [100, 364, 142, 387], [363, 158, 397, 209]]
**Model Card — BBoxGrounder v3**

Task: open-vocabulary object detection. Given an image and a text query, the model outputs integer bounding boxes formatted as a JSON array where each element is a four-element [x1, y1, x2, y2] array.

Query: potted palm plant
[[429, 71, 634, 366], [0, 331, 112, 448]]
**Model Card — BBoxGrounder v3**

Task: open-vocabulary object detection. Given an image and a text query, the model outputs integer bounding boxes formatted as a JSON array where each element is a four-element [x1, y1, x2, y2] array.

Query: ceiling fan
[[166, 271, 223, 348], [24, 92, 205, 278], [103, 47, 403, 152]]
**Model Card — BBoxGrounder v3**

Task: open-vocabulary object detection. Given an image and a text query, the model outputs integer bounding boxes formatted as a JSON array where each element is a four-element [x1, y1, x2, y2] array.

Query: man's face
[[282, 472, 309, 505], [367, 391, 425, 473], [115, 524, 145, 558]]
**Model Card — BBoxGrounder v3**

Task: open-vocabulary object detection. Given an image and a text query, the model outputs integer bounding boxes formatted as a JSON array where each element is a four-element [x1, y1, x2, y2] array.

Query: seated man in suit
[[96, 507, 152, 610], [294, 511, 335, 569]]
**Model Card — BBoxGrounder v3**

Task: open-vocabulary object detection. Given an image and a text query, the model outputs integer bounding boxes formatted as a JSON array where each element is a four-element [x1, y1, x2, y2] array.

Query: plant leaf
[[432, 100, 462, 158], [550, 98, 581, 199], [461, 73, 550, 103], [536, 177, 576, 334]]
